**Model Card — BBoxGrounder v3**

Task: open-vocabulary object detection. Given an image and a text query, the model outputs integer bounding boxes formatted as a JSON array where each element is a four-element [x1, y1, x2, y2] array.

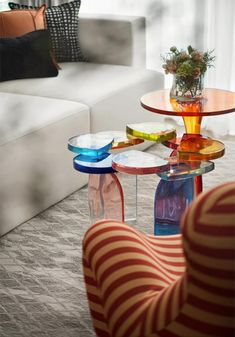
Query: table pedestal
[[88, 173, 124, 223], [154, 178, 194, 235]]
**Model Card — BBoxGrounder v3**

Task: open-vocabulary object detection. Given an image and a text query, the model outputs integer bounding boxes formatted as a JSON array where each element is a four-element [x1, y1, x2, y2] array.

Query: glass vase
[[170, 74, 204, 102]]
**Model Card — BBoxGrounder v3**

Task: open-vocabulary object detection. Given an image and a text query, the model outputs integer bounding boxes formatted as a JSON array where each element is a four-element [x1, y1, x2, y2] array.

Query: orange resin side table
[[140, 88, 235, 235]]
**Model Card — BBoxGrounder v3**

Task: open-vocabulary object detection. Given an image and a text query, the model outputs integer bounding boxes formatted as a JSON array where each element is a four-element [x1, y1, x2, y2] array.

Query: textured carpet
[[0, 140, 234, 337]]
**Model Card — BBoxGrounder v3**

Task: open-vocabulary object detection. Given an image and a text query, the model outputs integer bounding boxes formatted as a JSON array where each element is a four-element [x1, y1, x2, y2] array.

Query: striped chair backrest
[[82, 181, 235, 337], [172, 181, 235, 337]]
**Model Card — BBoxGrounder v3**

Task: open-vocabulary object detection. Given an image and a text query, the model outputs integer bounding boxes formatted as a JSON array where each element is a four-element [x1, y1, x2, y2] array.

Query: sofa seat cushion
[[0, 92, 89, 145], [0, 62, 165, 131], [0, 63, 162, 105], [0, 92, 90, 236]]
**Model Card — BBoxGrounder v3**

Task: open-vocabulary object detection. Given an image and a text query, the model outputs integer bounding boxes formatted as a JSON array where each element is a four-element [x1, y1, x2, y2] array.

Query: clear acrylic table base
[[88, 173, 138, 225], [88, 173, 124, 224], [119, 174, 138, 226]]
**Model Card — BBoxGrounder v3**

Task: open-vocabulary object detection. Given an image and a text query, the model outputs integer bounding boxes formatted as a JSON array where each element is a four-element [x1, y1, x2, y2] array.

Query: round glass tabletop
[[178, 136, 225, 161], [68, 134, 113, 156], [157, 159, 214, 181], [112, 150, 168, 175], [140, 88, 235, 117]]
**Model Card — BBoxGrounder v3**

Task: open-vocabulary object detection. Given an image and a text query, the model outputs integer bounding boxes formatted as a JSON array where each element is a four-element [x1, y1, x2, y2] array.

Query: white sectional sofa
[[0, 14, 164, 236]]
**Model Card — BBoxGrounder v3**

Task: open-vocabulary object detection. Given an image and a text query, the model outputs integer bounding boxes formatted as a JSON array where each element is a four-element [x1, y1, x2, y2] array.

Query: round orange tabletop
[[140, 88, 235, 117]]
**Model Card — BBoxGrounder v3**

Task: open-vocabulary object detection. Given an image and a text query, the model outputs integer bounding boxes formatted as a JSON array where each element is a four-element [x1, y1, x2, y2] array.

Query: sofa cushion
[[0, 6, 45, 37], [0, 62, 165, 131], [0, 92, 89, 146], [0, 30, 58, 82], [0, 92, 90, 236], [8, 1, 85, 62]]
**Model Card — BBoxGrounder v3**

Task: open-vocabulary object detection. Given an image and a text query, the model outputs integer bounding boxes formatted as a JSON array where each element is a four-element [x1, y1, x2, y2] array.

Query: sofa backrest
[[79, 13, 146, 67]]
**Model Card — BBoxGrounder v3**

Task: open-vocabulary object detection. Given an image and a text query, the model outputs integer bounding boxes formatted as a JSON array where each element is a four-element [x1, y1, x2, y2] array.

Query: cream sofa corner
[[0, 14, 164, 236]]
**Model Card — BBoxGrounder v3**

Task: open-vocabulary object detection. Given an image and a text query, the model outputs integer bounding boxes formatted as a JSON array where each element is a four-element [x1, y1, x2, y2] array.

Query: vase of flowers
[[162, 46, 215, 102]]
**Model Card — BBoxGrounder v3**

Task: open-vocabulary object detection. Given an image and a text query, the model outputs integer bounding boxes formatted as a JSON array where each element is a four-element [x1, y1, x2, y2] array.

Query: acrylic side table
[[68, 124, 178, 225], [112, 148, 214, 235], [121, 122, 214, 235], [68, 131, 144, 224], [140, 88, 235, 235], [73, 154, 125, 224]]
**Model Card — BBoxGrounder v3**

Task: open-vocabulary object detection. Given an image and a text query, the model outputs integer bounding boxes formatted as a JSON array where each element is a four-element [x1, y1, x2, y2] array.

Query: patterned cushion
[[8, 1, 86, 62]]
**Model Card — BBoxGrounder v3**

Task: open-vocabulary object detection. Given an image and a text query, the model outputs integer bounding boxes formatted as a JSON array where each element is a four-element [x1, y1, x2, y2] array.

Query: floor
[[0, 141, 234, 337]]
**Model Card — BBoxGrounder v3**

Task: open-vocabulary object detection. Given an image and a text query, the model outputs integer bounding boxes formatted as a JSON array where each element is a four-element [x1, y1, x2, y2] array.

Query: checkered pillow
[[8, 1, 86, 62]]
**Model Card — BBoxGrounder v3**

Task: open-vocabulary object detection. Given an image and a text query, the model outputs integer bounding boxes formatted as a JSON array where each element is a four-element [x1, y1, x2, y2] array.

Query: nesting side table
[[113, 122, 214, 235], [140, 88, 235, 235], [68, 89, 235, 236], [68, 132, 144, 224]]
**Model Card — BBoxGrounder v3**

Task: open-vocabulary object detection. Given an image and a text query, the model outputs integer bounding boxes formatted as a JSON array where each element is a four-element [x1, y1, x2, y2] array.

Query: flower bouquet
[[162, 46, 215, 102]]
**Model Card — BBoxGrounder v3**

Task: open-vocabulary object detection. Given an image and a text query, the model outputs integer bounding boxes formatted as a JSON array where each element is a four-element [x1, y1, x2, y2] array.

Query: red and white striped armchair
[[82, 182, 235, 337]]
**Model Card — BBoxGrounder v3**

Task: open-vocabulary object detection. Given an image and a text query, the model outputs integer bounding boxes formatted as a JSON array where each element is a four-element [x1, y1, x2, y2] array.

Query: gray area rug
[[0, 141, 234, 337]]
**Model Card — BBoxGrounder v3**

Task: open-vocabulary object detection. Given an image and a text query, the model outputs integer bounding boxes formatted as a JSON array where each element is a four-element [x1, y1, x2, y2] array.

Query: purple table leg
[[154, 177, 195, 235]]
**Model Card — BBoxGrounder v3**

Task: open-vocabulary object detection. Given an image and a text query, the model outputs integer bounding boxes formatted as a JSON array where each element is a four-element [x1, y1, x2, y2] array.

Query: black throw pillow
[[8, 1, 86, 62], [0, 29, 58, 82]]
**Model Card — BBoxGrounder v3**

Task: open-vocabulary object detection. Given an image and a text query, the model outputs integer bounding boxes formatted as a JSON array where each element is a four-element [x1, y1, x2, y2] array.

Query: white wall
[[80, 0, 235, 91], [80, 0, 235, 136]]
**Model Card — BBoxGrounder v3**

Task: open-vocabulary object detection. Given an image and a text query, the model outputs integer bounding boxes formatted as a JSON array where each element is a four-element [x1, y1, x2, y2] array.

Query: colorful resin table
[[68, 89, 235, 235], [112, 122, 214, 235], [68, 131, 144, 224], [140, 88, 235, 235]]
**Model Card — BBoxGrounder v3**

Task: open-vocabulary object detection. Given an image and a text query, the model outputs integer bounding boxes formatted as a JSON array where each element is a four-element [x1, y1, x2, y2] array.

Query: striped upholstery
[[82, 182, 235, 337]]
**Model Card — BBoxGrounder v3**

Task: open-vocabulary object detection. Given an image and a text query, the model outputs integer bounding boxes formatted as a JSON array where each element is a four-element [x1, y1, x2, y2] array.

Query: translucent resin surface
[[74, 153, 110, 163], [68, 134, 113, 156], [73, 154, 115, 174], [158, 160, 214, 181], [126, 122, 176, 142], [162, 137, 181, 150], [112, 150, 168, 175], [178, 136, 225, 161], [97, 131, 144, 149], [141, 88, 235, 116]]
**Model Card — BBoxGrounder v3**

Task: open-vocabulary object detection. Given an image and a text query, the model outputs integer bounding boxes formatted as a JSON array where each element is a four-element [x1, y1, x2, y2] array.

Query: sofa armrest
[[79, 13, 146, 67]]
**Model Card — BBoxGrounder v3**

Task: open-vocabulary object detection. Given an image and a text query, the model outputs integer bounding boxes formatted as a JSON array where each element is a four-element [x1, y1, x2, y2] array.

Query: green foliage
[[162, 46, 215, 98], [162, 46, 215, 79]]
